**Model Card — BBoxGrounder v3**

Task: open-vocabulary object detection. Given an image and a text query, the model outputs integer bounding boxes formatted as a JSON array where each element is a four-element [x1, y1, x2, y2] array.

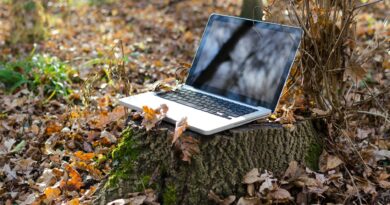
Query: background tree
[[240, 0, 262, 20], [8, 0, 47, 45]]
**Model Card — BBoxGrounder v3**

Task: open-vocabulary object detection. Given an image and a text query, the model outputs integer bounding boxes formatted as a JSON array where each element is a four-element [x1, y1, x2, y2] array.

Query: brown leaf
[[379, 180, 390, 189], [208, 191, 236, 205], [243, 168, 262, 184], [344, 64, 367, 84], [283, 161, 299, 179], [174, 135, 199, 163], [311, 108, 329, 116], [237, 196, 261, 205], [268, 187, 293, 203], [319, 151, 343, 172], [142, 104, 168, 131], [172, 117, 188, 144]]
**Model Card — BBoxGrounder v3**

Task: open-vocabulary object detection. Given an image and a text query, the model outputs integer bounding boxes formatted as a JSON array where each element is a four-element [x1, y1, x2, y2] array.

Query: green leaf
[[11, 140, 26, 154], [0, 69, 27, 92]]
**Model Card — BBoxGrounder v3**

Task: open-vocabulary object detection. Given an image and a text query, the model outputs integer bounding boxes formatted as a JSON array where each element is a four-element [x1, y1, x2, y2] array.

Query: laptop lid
[[185, 14, 303, 112]]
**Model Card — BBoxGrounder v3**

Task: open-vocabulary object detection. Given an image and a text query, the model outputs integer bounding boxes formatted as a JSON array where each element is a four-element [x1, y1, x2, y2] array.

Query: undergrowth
[[0, 53, 76, 100]]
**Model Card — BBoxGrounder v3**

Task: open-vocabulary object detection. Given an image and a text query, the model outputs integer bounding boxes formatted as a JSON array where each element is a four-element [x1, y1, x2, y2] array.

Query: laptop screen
[[185, 14, 303, 111]]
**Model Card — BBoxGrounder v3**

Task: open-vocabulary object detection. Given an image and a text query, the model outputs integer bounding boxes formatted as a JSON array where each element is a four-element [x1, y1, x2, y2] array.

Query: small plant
[[0, 53, 75, 100]]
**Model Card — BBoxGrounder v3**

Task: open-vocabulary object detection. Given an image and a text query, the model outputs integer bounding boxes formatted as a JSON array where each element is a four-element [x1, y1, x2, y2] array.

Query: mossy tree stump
[[94, 120, 323, 205]]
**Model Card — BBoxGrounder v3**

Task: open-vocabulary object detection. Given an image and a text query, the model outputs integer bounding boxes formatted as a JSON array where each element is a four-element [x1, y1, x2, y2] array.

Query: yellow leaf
[[67, 198, 79, 205], [44, 187, 61, 201]]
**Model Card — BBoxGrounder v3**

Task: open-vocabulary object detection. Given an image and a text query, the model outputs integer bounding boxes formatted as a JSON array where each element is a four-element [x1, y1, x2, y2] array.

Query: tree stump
[[94, 120, 323, 205]]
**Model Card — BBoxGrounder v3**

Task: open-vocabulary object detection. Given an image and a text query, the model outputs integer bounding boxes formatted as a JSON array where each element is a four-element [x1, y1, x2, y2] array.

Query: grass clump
[[0, 53, 75, 100]]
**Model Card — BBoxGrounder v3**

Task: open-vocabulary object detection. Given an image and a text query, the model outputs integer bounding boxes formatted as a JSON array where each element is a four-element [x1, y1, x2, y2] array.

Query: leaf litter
[[0, 0, 389, 204]]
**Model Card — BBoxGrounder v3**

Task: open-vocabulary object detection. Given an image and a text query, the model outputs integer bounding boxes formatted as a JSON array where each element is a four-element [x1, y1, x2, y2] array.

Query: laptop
[[120, 14, 303, 135]]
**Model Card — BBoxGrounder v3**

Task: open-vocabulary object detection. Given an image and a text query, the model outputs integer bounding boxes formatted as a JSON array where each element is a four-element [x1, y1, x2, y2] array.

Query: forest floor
[[0, 0, 389, 204]]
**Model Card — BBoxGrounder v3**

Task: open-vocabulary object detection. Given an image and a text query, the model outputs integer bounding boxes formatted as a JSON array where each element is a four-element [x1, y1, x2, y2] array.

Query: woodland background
[[0, 0, 389, 204]]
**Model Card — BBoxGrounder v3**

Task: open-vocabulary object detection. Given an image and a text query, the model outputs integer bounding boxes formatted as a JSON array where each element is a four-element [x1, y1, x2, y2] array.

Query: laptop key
[[158, 89, 257, 118]]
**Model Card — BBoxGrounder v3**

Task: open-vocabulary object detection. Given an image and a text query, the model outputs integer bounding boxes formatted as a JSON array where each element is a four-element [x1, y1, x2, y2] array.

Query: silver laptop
[[120, 14, 303, 135]]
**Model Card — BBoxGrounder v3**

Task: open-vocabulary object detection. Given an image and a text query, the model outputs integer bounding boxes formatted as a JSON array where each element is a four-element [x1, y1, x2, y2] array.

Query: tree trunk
[[240, 0, 262, 20], [8, 0, 46, 45], [94, 120, 323, 205]]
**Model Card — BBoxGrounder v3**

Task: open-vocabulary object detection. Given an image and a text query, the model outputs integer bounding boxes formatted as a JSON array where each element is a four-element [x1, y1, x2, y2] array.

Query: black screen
[[186, 14, 302, 111]]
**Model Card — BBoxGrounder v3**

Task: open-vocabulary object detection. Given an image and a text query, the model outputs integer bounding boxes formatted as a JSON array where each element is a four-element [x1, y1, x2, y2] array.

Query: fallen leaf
[[61, 163, 83, 191], [172, 117, 188, 144], [283, 161, 299, 179], [208, 190, 236, 205], [3, 138, 16, 153], [67, 198, 79, 205], [3, 164, 17, 181], [268, 187, 293, 203], [100, 130, 117, 145], [45, 121, 62, 135], [243, 168, 262, 184], [259, 177, 275, 194], [237, 196, 261, 205], [344, 64, 367, 84], [11, 140, 26, 153], [107, 199, 130, 205], [19, 193, 36, 205], [379, 180, 390, 189], [44, 187, 61, 202], [174, 135, 199, 163], [311, 108, 329, 116], [74, 151, 95, 161], [319, 151, 343, 172], [142, 104, 168, 131], [373, 150, 390, 161]]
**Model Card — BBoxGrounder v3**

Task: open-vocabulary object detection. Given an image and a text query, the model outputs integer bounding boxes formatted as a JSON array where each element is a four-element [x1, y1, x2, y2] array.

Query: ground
[[0, 0, 389, 204]]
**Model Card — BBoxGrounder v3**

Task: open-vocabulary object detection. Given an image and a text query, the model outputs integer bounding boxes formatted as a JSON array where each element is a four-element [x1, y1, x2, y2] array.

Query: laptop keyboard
[[157, 89, 257, 119]]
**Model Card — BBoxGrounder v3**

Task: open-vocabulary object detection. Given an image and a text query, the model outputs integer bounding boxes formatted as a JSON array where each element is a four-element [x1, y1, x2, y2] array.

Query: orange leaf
[[172, 117, 188, 144], [74, 151, 95, 161], [44, 187, 61, 201], [142, 104, 168, 131], [45, 121, 62, 135], [73, 161, 103, 180], [62, 163, 83, 191], [67, 198, 80, 205]]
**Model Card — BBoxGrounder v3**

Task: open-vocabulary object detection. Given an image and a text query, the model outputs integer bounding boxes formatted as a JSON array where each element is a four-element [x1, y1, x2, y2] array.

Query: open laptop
[[120, 14, 303, 135]]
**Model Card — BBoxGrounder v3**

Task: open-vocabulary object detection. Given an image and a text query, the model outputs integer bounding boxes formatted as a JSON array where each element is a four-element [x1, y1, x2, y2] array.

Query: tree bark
[[94, 120, 323, 205], [240, 0, 262, 20]]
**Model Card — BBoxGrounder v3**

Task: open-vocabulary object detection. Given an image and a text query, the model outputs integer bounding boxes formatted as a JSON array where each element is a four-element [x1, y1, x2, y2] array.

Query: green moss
[[305, 141, 322, 171], [134, 175, 153, 192], [106, 127, 140, 187], [163, 183, 177, 205]]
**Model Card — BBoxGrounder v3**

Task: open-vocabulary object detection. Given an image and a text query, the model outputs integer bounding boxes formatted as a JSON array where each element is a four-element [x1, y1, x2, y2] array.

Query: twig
[[343, 164, 363, 205], [355, 110, 390, 124], [354, 0, 383, 10], [349, 87, 390, 107]]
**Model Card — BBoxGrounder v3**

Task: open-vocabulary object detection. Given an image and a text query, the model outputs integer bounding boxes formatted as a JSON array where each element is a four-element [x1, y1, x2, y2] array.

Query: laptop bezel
[[184, 13, 303, 112]]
